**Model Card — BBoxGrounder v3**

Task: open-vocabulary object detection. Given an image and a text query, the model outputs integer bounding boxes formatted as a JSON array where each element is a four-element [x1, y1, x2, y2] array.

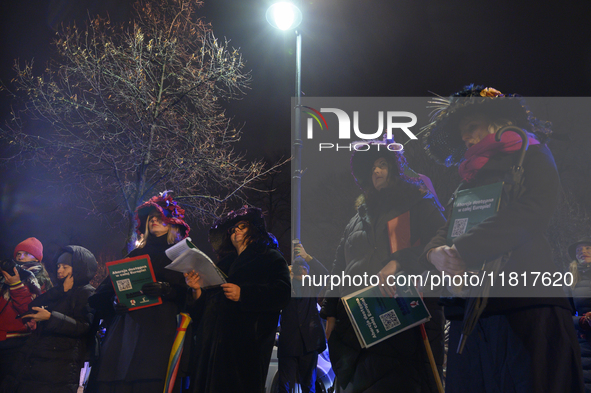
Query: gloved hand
[[113, 301, 129, 315], [579, 312, 591, 330], [142, 281, 172, 298]]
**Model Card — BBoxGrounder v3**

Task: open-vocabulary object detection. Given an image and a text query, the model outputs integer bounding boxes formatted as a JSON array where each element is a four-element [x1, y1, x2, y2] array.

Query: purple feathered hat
[[134, 190, 190, 238]]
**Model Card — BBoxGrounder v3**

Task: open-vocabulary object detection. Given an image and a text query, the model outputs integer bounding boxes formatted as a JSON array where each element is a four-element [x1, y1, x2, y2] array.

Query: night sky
[[1, 0, 591, 265]]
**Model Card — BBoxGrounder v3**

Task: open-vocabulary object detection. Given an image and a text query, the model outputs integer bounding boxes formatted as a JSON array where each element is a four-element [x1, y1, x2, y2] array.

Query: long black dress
[[190, 242, 290, 393], [90, 233, 189, 393]]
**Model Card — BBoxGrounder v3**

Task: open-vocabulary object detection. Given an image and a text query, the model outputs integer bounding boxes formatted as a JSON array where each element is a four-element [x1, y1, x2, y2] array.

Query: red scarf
[[458, 132, 540, 182]]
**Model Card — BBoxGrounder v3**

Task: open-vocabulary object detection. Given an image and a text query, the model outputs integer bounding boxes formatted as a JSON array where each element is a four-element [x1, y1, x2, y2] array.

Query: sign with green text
[[106, 255, 162, 311]]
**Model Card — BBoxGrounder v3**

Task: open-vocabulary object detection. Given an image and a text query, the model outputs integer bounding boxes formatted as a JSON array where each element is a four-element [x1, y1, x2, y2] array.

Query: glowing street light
[[266, 2, 302, 30], [266, 2, 303, 255]]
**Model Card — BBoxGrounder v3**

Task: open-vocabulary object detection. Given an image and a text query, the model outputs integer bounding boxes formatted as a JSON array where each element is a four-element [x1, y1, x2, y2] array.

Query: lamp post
[[266, 2, 303, 254]]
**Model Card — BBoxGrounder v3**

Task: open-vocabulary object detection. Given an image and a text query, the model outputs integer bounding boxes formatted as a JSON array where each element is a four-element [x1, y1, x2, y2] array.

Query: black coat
[[423, 145, 584, 393], [5, 245, 96, 393], [422, 144, 571, 313], [90, 234, 189, 387], [278, 257, 328, 358], [322, 184, 446, 392], [190, 243, 291, 393], [571, 264, 591, 391]]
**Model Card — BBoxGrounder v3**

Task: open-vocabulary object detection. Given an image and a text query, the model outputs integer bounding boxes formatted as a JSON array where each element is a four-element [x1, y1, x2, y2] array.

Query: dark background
[[1, 0, 591, 269]]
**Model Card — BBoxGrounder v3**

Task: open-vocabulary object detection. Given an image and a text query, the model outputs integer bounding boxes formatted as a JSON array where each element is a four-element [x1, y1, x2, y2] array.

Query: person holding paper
[[1, 246, 97, 393], [89, 191, 192, 393], [420, 85, 583, 392], [320, 137, 446, 393], [185, 206, 290, 393]]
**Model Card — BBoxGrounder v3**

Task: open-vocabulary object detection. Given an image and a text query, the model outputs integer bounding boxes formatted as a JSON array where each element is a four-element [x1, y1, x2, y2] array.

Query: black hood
[[54, 245, 98, 287]]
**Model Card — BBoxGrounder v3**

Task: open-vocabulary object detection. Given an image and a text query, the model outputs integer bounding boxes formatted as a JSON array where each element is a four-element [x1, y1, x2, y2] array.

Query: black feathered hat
[[208, 206, 277, 254], [421, 84, 552, 167]]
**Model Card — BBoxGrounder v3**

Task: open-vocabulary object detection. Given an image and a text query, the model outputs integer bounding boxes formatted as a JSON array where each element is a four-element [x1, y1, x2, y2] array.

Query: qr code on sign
[[116, 279, 132, 292], [451, 218, 469, 238], [379, 310, 401, 331]]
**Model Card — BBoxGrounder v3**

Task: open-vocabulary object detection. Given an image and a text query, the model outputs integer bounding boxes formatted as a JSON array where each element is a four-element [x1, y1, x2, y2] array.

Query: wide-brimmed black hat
[[568, 238, 591, 260], [208, 206, 277, 254], [135, 191, 190, 238], [421, 84, 551, 167]]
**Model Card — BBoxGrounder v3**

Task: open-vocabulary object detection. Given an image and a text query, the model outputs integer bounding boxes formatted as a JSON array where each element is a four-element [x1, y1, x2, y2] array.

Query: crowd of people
[[0, 84, 589, 393]]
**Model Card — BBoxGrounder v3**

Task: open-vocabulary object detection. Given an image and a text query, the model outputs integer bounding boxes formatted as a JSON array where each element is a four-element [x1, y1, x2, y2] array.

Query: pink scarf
[[458, 131, 540, 182]]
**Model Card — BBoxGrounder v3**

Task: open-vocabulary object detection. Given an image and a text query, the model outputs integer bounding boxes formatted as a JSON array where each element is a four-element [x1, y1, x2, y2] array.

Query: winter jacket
[[278, 257, 328, 358], [190, 242, 291, 393], [322, 183, 445, 392], [571, 263, 591, 391], [3, 245, 97, 393], [90, 233, 190, 389], [0, 269, 41, 341]]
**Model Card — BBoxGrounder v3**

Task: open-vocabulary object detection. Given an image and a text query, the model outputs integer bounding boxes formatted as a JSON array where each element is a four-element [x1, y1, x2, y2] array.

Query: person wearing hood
[[184, 206, 291, 393], [0, 245, 97, 393], [89, 191, 192, 393], [13, 237, 53, 292], [320, 137, 446, 393], [568, 238, 591, 392], [420, 85, 583, 392]]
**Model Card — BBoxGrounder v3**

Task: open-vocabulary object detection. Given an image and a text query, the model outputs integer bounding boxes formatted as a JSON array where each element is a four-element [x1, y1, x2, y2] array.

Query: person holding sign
[[89, 191, 191, 393], [185, 206, 290, 393], [320, 137, 446, 393], [421, 85, 583, 392], [1, 246, 97, 393]]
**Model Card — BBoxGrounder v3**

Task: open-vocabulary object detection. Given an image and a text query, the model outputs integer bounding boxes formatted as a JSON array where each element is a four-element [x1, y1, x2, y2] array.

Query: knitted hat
[[568, 238, 591, 261], [135, 191, 190, 238], [13, 237, 43, 262], [421, 84, 552, 167], [208, 206, 277, 254]]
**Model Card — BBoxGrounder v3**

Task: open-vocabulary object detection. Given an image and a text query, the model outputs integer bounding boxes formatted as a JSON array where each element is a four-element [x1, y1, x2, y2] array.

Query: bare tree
[[245, 155, 291, 253], [1, 0, 278, 249]]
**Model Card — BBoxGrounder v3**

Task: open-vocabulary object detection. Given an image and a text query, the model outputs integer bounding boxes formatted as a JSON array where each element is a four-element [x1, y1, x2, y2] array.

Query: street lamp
[[266, 2, 303, 253]]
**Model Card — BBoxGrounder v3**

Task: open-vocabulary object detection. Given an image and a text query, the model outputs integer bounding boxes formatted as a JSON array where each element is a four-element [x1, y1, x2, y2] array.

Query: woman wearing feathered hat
[[89, 191, 192, 393], [567, 238, 591, 392], [320, 137, 446, 392], [184, 206, 290, 393], [420, 85, 583, 392]]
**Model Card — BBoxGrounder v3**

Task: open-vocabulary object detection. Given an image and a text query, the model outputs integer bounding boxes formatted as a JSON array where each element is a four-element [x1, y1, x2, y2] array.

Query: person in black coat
[[568, 238, 591, 392], [185, 206, 291, 393], [421, 84, 584, 392], [321, 137, 446, 393], [89, 191, 191, 393], [1, 245, 97, 393], [276, 243, 328, 393]]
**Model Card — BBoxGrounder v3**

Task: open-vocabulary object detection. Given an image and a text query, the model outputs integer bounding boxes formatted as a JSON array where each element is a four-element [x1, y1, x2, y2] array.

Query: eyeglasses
[[228, 222, 249, 234]]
